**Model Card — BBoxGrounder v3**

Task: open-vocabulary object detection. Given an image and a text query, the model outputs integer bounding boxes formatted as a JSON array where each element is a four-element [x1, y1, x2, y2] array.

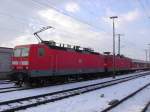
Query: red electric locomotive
[[11, 41, 105, 85], [11, 26, 106, 85]]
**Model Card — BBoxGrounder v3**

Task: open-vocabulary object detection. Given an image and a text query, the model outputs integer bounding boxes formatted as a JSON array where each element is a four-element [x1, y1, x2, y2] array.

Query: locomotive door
[[51, 55, 57, 75]]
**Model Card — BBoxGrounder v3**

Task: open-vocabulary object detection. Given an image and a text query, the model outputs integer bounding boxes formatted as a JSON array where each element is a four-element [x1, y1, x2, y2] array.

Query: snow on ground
[[109, 85, 150, 112], [0, 83, 15, 89], [0, 80, 15, 88], [146, 105, 150, 112], [19, 73, 150, 112], [0, 80, 10, 83], [0, 71, 148, 102]]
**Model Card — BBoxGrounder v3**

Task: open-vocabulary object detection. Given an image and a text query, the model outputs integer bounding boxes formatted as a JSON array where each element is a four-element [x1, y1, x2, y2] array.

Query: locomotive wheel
[[15, 80, 23, 87], [15, 74, 24, 87]]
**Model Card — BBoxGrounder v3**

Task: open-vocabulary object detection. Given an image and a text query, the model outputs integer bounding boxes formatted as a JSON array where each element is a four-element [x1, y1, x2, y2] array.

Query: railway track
[[100, 83, 150, 112], [0, 86, 19, 91], [141, 101, 150, 112], [0, 72, 149, 112], [0, 86, 32, 94], [0, 81, 14, 84], [0, 72, 145, 94]]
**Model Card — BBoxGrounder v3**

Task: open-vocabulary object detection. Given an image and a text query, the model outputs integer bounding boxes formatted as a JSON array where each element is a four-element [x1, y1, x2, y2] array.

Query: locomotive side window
[[38, 48, 45, 56]]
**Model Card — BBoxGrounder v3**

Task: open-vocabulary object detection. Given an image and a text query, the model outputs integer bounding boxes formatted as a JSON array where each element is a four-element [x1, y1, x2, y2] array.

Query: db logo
[[78, 59, 82, 63]]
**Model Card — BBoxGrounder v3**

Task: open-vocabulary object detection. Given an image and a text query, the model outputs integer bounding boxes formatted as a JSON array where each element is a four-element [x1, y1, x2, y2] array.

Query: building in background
[[0, 47, 13, 79]]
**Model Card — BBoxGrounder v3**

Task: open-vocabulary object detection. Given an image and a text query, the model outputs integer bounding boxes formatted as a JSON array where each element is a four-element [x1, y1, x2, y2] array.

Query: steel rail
[[0, 87, 18, 90], [100, 84, 150, 112], [0, 72, 149, 112], [0, 72, 147, 94], [141, 101, 150, 112]]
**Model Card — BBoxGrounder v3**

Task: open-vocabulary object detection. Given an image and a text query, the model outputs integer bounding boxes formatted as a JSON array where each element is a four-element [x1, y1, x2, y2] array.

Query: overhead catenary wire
[[30, 0, 112, 35], [37, 0, 147, 55], [0, 12, 47, 31], [146, 0, 150, 7], [0, 0, 113, 39], [137, 0, 150, 18], [0, 12, 42, 25], [0, 0, 146, 58], [0, 10, 103, 47]]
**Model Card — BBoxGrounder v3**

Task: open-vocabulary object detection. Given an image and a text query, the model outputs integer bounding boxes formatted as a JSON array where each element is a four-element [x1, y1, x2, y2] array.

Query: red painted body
[[11, 43, 150, 82], [104, 55, 132, 71], [131, 59, 150, 70], [12, 44, 105, 78]]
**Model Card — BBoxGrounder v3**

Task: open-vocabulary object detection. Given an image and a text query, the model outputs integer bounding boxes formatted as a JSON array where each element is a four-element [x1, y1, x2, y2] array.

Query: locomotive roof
[[41, 41, 100, 55], [15, 44, 32, 48], [104, 54, 131, 59], [132, 59, 150, 64], [15, 43, 100, 55]]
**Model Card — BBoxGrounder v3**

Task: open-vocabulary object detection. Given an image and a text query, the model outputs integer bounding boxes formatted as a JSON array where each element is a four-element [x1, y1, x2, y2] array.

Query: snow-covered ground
[[109, 85, 150, 112], [0, 80, 10, 83], [0, 71, 148, 102], [18, 73, 150, 112], [0, 80, 15, 88], [146, 105, 150, 112], [0, 83, 15, 89]]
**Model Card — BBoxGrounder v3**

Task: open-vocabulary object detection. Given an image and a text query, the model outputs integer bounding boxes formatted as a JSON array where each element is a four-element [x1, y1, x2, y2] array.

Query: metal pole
[[110, 16, 118, 78], [113, 19, 116, 78], [118, 34, 120, 55], [116, 34, 124, 55], [145, 49, 148, 61], [148, 44, 150, 61]]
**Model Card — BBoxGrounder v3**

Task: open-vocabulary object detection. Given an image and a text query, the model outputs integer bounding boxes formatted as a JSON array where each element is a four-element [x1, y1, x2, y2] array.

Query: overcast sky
[[0, 0, 150, 60]]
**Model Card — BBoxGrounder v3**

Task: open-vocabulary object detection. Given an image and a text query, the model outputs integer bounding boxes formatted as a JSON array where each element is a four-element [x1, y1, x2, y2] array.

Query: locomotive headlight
[[21, 61, 29, 65], [12, 61, 18, 65], [12, 66, 16, 70], [25, 66, 29, 69]]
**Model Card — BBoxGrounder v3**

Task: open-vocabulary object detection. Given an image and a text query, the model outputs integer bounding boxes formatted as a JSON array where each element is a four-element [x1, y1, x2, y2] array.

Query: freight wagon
[[0, 47, 13, 79]]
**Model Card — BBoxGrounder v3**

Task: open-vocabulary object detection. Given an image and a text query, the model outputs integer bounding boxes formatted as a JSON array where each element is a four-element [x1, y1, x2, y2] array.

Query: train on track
[[8, 27, 150, 86], [3, 26, 149, 86]]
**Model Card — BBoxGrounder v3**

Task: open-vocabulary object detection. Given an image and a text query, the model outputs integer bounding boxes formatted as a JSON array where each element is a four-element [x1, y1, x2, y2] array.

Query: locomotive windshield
[[14, 47, 29, 57]]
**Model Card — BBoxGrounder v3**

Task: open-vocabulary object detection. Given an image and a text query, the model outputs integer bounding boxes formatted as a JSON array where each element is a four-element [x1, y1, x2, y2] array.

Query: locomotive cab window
[[14, 47, 29, 57], [14, 48, 21, 57], [38, 48, 45, 56], [21, 47, 29, 57]]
